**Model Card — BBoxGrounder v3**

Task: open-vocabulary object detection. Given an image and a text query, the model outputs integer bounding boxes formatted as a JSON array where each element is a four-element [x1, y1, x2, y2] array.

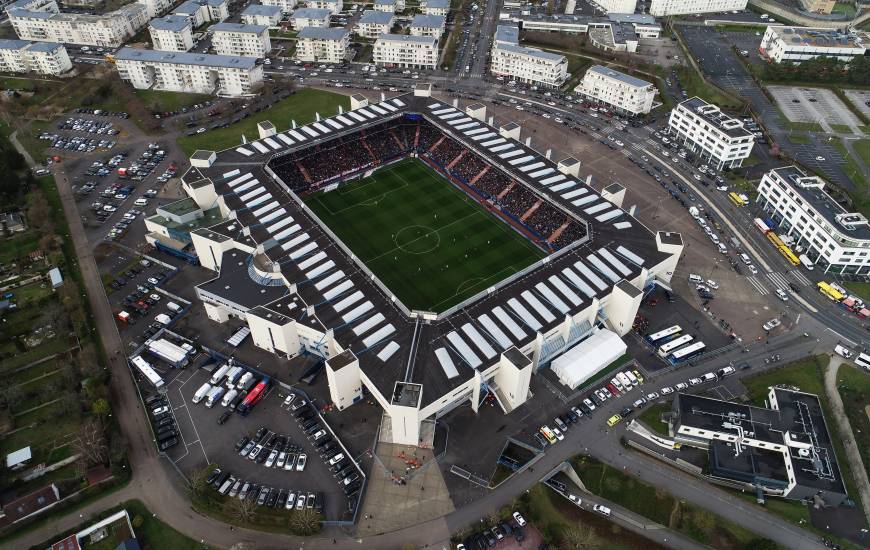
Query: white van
[[616, 372, 634, 391], [688, 274, 703, 284], [717, 243, 727, 254], [740, 253, 752, 265], [224, 366, 243, 387], [154, 313, 172, 325], [221, 388, 238, 407], [205, 386, 225, 408], [166, 301, 183, 313], [235, 371, 254, 390], [210, 364, 230, 385], [192, 382, 212, 404], [623, 370, 638, 386]]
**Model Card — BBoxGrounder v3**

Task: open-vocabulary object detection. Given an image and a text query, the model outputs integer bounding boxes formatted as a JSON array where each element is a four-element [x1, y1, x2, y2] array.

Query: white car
[[329, 453, 345, 466], [775, 288, 789, 301], [149, 293, 161, 301], [762, 318, 781, 331], [285, 491, 296, 510], [569, 494, 582, 505], [295, 494, 306, 510], [583, 398, 596, 411], [660, 386, 674, 395], [675, 382, 689, 391], [512, 511, 526, 526], [747, 264, 758, 275], [552, 427, 565, 441], [147, 277, 159, 285], [593, 504, 611, 516], [276, 452, 287, 469], [646, 391, 660, 401], [705, 280, 719, 290], [265, 449, 278, 467], [688, 377, 703, 386], [152, 406, 169, 415], [296, 453, 307, 471], [283, 394, 296, 407]]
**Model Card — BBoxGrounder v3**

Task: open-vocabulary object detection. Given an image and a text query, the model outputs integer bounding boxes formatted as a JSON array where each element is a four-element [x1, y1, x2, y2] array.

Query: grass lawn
[[830, 124, 854, 134], [570, 456, 765, 548], [304, 159, 545, 311], [844, 281, 870, 302], [829, 137, 868, 191], [133, 89, 211, 113], [785, 121, 823, 132], [788, 133, 811, 144], [637, 401, 671, 436], [835, 364, 870, 478], [853, 139, 870, 168], [674, 66, 742, 110], [177, 88, 348, 155], [742, 356, 865, 523]]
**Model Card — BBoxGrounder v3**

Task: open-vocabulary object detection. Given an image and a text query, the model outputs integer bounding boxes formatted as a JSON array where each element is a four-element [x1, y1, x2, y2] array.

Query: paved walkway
[[824, 356, 870, 527]]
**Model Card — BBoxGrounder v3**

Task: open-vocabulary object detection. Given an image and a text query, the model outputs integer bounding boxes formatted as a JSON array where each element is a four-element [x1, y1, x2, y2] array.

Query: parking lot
[[767, 85, 862, 132], [147, 365, 358, 520], [842, 89, 870, 121]]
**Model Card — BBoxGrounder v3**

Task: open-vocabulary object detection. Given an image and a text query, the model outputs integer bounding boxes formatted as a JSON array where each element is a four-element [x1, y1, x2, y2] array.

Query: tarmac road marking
[[790, 271, 812, 286], [746, 276, 769, 295]]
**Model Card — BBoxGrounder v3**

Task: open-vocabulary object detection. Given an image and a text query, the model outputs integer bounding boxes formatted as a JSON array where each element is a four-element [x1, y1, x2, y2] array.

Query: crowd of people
[[268, 118, 588, 249]]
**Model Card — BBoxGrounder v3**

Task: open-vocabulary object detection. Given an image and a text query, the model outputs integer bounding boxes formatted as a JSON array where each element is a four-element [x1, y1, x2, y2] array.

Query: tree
[[26, 190, 53, 234], [187, 464, 213, 498], [224, 496, 258, 524], [91, 398, 110, 419], [289, 508, 322, 535], [559, 524, 601, 550], [72, 418, 108, 466]]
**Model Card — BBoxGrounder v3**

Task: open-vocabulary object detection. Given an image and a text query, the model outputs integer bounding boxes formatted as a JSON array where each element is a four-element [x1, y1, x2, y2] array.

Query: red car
[[606, 383, 620, 397]]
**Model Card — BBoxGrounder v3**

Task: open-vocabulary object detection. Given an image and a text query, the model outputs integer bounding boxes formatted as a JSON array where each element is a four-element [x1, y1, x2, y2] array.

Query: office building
[[115, 47, 262, 96], [356, 10, 394, 39], [667, 97, 754, 169], [490, 25, 566, 88], [759, 25, 870, 63], [373, 33, 437, 69], [295, 26, 349, 63], [575, 64, 655, 115], [0, 38, 71, 74], [290, 7, 331, 29], [211, 22, 270, 58], [149, 15, 194, 52], [757, 166, 870, 274], [648, 0, 748, 16], [241, 4, 282, 27], [671, 390, 848, 506]]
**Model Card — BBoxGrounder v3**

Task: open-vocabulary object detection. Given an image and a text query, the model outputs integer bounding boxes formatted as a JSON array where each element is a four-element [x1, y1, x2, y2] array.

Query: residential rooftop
[[115, 47, 259, 69]]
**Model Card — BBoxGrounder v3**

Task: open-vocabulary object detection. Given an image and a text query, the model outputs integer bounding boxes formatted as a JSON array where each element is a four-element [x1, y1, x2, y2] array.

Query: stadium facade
[[180, 88, 684, 446]]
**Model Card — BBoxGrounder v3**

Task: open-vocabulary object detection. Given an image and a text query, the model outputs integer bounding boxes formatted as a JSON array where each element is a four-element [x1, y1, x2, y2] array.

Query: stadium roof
[[184, 93, 670, 408], [115, 47, 258, 69], [359, 10, 394, 24]]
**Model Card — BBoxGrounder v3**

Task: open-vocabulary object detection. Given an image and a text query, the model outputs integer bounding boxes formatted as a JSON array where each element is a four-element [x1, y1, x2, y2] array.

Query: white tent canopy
[[550, 328, 627, 390]]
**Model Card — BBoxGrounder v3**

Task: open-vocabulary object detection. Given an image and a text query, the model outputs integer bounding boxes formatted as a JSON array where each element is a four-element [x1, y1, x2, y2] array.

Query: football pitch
[[304, 159, 546, 312]]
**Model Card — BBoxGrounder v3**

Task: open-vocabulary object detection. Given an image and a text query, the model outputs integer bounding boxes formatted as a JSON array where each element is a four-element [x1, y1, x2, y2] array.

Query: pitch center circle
[[394, 225, 440, 255]]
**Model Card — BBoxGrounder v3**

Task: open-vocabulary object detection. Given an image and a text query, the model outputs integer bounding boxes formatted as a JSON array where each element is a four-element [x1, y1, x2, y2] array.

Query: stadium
[[182, 87, 684, 446]]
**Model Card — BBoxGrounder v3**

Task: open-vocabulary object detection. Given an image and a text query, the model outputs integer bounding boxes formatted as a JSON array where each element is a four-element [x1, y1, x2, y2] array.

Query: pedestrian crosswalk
[[745, 270, 811, 296], [620, 149, 632, 158]]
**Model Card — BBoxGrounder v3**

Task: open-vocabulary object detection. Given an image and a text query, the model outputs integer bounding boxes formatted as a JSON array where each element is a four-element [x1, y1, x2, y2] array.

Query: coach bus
[[657, 334, 694, 357], [646, 325, 682, 345], [131, 355, 164, 389], [817, 282, 845, 302], [669, 341, 706, 363], [728, 192, 747, 207]]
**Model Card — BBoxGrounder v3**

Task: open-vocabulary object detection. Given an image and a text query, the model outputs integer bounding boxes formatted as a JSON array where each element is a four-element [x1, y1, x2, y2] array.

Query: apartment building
[[596, 0, 637, 12], [9, 2, 148, 47], [759, 25, 869, 63], [138, 0, 173, 17], [0, 38, 71, 74], [421, 0, 448, 15], [260, 0, 296, 13], [799, 0, 835, 14], [410, 13, 445, 40], [648, 0, 747, 16], [172, 0, 229, 27], [757, 166, 870, 274], [575, 65, 655, 115], [667, 97, 754, 169], [489, 25, 566, 88], [306, 0, 340, 15], [149, 15, 194, 52], [290, 7, 331, 29], [241, 4, 282, 27], [211, 22, 270, 57], [115, 47, 262, 96], [356, 10, 394, 39], [374, 0, 404, 12], [373, 33, 437, 69], [295, 26, 349, 63]]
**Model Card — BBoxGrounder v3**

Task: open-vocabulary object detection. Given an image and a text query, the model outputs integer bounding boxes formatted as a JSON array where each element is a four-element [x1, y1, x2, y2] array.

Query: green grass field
[[304, 159, 545, 311]]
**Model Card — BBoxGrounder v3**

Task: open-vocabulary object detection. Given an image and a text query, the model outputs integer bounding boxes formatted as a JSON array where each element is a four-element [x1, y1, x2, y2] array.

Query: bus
[[817, 282, 845, 302], [237, 377, 270, 415], [753, 218, 771, 234], [728, 192, 747, 207], [657, 334, 694, 357], [855, 352, 870, 372], [767, 232, 785, 248], [131, 355, 164, 389], [646, 325, 682, 345], [777, 245, 800, 266], [669, 341, 706, 362]]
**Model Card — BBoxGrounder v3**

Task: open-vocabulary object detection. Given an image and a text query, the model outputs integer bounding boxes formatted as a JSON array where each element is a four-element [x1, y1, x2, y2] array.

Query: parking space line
[[172, 371, 210, 465]]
